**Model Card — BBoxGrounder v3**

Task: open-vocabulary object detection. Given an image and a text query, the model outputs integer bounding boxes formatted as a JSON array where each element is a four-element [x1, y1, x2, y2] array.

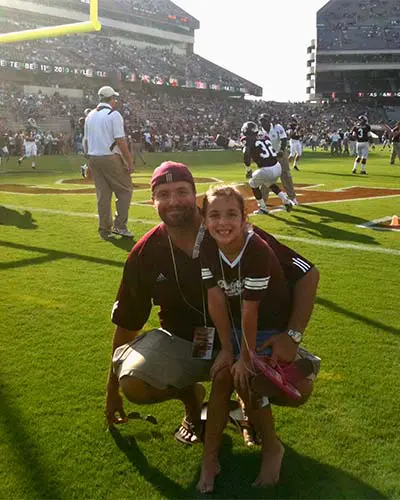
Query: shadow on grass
[[0, 375, 62, 499], [110, 427, 386, 499], [0, 240, 125, 271], [0, 206, 38, 229], [109, 236, 136, 252], [316, 297, 399, 336], [269, 204, 379, 245], [213, 443, 387, 499], [110, 426, 194, 498]]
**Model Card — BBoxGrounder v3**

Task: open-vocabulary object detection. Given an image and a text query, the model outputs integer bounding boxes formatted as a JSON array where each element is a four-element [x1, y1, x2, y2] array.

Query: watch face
[[288, 329, 302, 343]]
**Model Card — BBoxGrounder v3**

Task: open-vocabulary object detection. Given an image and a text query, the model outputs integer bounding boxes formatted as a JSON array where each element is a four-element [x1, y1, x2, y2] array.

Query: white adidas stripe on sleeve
[[292, 258, 311, 273]]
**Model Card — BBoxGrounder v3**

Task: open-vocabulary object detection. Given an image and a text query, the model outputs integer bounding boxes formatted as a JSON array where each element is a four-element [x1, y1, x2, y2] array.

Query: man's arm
[[242, 138, 254, 178], [105, 244, 152, 427], [258, 266, 319, 364], [116, 137, 134, 170], [280, 137, 288, 152], [83, 120, 88, 155], [277, 125, 288, 152], [105, 325, 139, 427], [287, 266, 319, 333]]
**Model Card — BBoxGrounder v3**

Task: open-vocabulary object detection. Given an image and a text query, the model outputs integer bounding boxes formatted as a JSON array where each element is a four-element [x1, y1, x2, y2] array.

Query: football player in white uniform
[[287, 115, 303, 171], [18, 119, 38, 170]]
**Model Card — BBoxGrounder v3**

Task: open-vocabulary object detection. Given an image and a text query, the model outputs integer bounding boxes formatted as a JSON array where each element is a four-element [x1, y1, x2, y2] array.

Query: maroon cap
[[151, 161, 195, 192]]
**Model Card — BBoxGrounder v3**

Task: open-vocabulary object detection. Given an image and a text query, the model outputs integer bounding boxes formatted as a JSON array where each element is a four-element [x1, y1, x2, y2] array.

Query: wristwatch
[[287, 329, 303, 344]]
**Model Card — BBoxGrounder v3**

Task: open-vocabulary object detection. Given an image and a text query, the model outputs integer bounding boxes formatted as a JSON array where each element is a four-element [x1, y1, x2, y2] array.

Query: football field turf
[[1, 150, 399, 499]]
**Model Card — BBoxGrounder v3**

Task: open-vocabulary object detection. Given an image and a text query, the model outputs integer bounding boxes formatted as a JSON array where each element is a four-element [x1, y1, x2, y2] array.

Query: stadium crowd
[[1, 20, 253, 92], [0, 79, 389, 156], [31, 0, 198, 27], [318, 0, 400, 50]]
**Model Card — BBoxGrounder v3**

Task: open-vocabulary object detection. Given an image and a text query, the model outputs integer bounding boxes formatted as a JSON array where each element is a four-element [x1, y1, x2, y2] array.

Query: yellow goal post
[[0, 0, 101, 44]]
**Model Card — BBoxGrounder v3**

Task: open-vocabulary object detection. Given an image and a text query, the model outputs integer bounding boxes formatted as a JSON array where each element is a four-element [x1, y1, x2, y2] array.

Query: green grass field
[[1, 149, 399, 499]]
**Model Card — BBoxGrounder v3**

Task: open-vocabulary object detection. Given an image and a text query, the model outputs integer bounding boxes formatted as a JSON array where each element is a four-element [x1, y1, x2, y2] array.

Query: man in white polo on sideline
[[84, 86, 134, 241]]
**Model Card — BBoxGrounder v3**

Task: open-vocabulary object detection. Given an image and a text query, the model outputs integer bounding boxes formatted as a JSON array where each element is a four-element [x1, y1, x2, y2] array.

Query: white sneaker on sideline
[[252, 208, 269, 215], [112, 228, 134, 237], [284, 200, 295, 212]]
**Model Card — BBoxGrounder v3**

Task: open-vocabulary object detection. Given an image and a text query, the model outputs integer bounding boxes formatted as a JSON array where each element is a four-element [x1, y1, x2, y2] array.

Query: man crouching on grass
[[105, 161, 320, 488]]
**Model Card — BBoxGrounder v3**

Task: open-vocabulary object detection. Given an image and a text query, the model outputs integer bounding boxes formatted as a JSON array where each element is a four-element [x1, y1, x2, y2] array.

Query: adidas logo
[[156, 273, 167, 283]]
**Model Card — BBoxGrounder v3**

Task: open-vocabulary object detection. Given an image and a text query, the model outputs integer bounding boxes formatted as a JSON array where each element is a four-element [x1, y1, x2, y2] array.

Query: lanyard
[[167, 228, 207, 327], [218, 250, 253, 358]]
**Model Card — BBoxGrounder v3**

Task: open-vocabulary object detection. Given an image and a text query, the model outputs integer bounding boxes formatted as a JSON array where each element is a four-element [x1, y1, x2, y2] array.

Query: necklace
[[167, 225, 207, 326]]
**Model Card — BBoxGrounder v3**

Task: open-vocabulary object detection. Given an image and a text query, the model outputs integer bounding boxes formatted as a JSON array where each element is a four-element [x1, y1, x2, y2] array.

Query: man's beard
[[159, 204, 198, 228]]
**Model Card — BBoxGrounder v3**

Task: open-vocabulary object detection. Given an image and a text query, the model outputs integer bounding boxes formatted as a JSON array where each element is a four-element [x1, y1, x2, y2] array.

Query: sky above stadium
[[173, 0, 328, 102]]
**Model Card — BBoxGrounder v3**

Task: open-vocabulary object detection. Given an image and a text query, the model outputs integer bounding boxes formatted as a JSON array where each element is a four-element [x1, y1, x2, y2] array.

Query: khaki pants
[[88, 154, 133, 237], [113, 329, 214, 389], [261, 151, 296, 201]]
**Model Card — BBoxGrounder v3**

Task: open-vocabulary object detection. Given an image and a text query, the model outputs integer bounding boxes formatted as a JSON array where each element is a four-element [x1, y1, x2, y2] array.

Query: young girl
[[197, 184, 293, 493]]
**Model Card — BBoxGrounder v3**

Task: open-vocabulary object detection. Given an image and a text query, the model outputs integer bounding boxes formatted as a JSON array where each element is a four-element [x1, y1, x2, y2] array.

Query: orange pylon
[[389, 215, 399, 227]]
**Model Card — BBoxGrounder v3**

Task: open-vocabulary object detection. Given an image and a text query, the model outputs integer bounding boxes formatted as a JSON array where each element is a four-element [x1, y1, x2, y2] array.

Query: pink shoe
[[250, 352, 301, 400]]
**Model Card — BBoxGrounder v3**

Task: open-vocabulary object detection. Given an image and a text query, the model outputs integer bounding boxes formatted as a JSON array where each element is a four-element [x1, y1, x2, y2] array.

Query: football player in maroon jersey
[[351, 115, 373, 174], [241, 121, 295, 214]]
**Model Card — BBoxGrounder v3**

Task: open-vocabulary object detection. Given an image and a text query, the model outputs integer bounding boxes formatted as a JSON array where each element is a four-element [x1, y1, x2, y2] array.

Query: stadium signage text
[[0, 58, 257, 95], [0, 59, 107, 78]]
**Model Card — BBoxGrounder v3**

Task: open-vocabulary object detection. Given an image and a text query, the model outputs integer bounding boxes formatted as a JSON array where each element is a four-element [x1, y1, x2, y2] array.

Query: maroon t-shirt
[[111, 223, 314, 341], [200, 230, 292, 331], [111, 224, 208, 341]]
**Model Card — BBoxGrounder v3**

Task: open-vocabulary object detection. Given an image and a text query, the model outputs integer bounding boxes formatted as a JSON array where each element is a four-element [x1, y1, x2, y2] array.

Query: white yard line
[[3, 204, 399, 256], [274, 234, 400, 256]]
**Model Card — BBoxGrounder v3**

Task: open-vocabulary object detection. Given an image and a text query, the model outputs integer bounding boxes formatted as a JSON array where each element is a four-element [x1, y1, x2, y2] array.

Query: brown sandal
[[228, 397, 261, 446], [174, 417, 204, 445]]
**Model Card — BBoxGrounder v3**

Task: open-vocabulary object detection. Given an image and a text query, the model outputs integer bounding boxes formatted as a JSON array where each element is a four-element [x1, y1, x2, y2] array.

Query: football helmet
[[241, 121, 259, 137], [84, 108, 91, 116], [259, 113, 269, 128], [358, 115, 368, 125]]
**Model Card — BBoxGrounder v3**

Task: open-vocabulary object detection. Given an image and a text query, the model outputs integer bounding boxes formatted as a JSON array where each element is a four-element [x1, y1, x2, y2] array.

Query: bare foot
[[252, 439, 285, 487], [196, 457, 220, 494]]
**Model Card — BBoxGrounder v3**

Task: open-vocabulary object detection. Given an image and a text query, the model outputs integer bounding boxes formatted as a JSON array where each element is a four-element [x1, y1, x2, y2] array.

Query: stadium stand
[[0, 0, 393, 150], [318, 0, 400, 50], [312, 0, 400, 102]]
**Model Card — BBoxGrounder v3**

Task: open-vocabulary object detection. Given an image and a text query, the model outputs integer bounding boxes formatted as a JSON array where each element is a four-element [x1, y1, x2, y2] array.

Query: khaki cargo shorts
[[112, 329, 215, 390]]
